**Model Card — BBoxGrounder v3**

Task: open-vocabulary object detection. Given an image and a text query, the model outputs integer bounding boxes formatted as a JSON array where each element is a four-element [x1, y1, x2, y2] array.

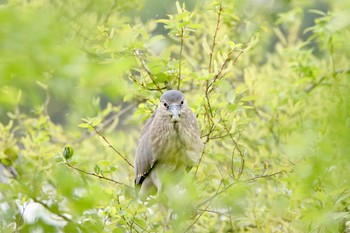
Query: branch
[[129, 74, 167, 92], [15, 202, 28, 232], [31, 197, 71, 222], [65, 162, 132, 189], [304, 76, 326, 93], [204, 2, 223, 118], [196, 170, 287, 208], [303, 69, 350, 94], [177, 28, 184, 90], [76, 103, 136, 143], [225, 127, 244, 180], [195, 123, 216, 177], [91, 125, 134, 168], [208, 2, 223, 73], [103, 0, 118, 24], [208, 49, 244, 93], [185, 180, 223, 232], [134, 50, 164, 93]]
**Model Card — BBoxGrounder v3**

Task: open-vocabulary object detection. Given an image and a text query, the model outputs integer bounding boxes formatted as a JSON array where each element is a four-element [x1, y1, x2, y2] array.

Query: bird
[[134, 90, 203, 201]]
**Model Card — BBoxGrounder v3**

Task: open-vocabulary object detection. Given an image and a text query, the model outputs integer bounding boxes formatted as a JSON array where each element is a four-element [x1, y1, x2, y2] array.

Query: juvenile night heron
[[134, 90, 203, 201]]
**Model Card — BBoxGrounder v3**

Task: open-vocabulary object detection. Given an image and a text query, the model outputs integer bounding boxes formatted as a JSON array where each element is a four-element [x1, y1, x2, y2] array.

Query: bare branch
[[177, 28, 184, 90], [304, 69, 349, 93], [204, 2, 223, 119], [185, 181, 223, 232], [91, 125, 134, 168], [15, 202, 28, 232], [31, 197, 71, 222], [208, 2, 223, 73], [76, 103, 136, 143], [221, 120, 245, 180], [134, 50, 164, 93], [208, 49, 244, 93], [65, 162, 132, 189], [196, 170, 287, 208]]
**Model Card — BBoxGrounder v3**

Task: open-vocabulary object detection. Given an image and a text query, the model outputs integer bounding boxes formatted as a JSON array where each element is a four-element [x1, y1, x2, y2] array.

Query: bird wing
[[134, 110, 157, 185]]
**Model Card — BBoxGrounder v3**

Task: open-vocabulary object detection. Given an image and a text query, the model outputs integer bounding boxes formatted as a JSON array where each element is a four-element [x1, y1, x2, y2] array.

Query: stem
[[224, 124, 244, 180], [65, 162, 131, 188], [134, 50, 164, 93], [329, 36, 335, 76], [77, 103, 135, 143], [208, 49, 244, 93], [91, 125, 134, 168], [196, 170, 286, 208], [204, 2, 223, 119], [177, 28, 184, 90], [32, 197, 71, 222], [185, 181, 223, 232], [208, 2, 223, 73]]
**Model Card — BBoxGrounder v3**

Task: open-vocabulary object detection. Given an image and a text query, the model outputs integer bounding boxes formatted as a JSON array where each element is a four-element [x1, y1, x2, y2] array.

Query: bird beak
[[169, 104, 181, 121]]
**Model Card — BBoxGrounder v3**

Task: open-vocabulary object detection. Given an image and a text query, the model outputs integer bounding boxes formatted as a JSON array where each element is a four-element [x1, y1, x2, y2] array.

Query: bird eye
[[163, 103, 168, 108], [180, 100, 184, 105]]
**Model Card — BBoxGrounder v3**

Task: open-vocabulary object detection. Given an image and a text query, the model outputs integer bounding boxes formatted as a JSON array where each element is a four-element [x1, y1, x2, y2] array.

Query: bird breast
[[150, 110, 201, 169]]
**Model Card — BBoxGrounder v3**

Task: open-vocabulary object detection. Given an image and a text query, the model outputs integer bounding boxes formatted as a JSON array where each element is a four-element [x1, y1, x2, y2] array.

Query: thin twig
[[196, 208, 231, 217], [32, 197, 71, 222], [103, 0, 118, 24], [196, 170, 287, 208], [303, 69, 350, 93], [208, 2, 223, 73], [204, 2, 223, 119], [65, 162, 132, 188], [195, 123, 217, 177], [177, 28, 184, 90], [208, 49, 244, 93], [134, 50, 164, 93], [77, 103, 136, 143], [204, 90, 214, 118], [129, 74, 167, 92], [15, 202, 29, 232], [221, 120, 245, 180], [184, 181, 223, 232], [329, 37, 335, 76], [91, 125, 134, 168], [304, 76, 326, 93]]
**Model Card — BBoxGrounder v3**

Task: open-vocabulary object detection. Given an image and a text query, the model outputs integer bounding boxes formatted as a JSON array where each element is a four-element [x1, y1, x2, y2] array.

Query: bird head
[[160, 90, 186, 122]]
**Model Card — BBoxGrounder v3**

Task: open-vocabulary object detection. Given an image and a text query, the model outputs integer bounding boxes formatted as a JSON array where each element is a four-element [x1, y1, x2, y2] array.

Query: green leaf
[[240, 96, 257, 102], [242, 105, 254, 110], [91, 117, 102, 127], [148, 35, 165, 44], [202, 37, 212, 55], [309, 9, 327, 16], [235, 85, 247, 94], [176, 1, 182, 13], [98, 160, 111, 167], [94, 164, 101, 174], [78, 123, 90, 128], [175, 12, 191, 22]]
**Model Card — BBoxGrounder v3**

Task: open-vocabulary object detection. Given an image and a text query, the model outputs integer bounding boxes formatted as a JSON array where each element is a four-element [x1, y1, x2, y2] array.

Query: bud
[[63, 146, 74, 160]]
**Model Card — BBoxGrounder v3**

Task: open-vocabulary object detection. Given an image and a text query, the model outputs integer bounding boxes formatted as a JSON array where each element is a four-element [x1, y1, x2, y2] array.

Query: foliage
[[0, 0, 349, 232]]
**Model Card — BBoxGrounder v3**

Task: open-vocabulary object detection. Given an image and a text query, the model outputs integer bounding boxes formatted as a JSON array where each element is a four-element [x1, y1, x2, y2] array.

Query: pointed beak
[[168, 104, 181, 121]]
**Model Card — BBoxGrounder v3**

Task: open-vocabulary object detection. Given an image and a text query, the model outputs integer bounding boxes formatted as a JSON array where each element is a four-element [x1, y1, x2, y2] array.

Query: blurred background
[[0, 0, 343, 127]]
